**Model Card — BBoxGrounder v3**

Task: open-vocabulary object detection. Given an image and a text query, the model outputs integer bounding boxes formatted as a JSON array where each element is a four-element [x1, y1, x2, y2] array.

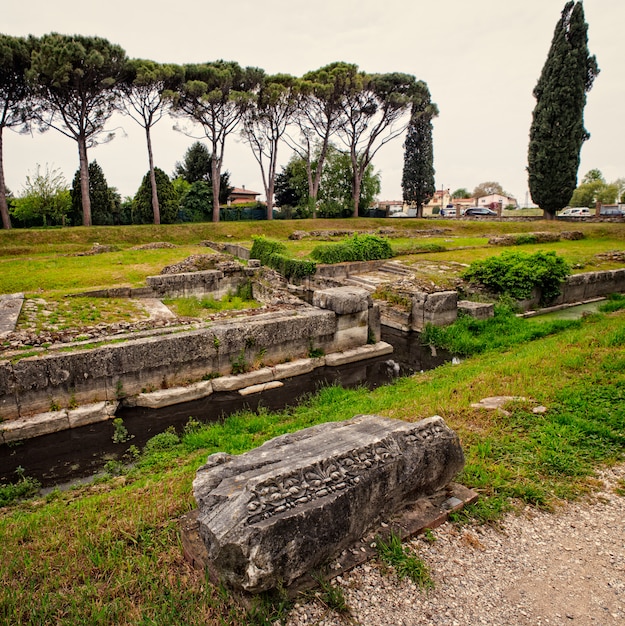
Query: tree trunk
[[211, 156, 220, 222], [416, 203, 423, 218], [351, 175, 362, 218], [78, 138, 92, 227], [542, 209, 556, 220], [146, 127, 160, 225], [0, 128, 12, 230]]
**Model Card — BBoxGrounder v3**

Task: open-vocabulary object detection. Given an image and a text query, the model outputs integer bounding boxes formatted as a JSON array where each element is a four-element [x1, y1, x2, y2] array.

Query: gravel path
[[286, 464, 625, 626]]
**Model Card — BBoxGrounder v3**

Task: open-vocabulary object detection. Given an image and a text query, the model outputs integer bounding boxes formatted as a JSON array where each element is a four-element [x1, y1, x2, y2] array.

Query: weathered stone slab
[[458, 300, 494, 320], [0, 293, 24, 336], [192, 414, 464, 592], [133, 381, 213, 409], [211, 368, 275, 393], [312, 287, 371, 315], [271, 357, 325, 380], [67, 401, 118, 428], [324, 341, 393, 366], [238, 381, 284, 396], [1, 409, 69, 443]]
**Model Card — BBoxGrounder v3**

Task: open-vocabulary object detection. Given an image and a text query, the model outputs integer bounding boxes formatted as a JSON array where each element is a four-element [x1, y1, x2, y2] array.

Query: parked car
[[463, 207, 498, 217], [600, 206, 625, 217], [440, 207, 458, 217], [557, 207, 591, 217]]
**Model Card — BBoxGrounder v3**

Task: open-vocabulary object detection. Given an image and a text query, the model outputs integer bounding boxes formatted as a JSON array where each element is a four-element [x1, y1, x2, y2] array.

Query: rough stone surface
[[411, 291, 458, 331], [312, 287, 371, 315], [238, 380, 284, 396], [67, 401, 118, 428], [192, 414, 464, 593], [0, 293, 24, 336], [132, 381, 213, 409], [0, 409, 70, 443], [458, 300, 494, 320], [324, 342, 393, 366]]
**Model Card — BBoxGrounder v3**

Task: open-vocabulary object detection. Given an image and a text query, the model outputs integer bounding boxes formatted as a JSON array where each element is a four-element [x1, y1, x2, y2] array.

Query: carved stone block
[[192, 414, 464, 592]]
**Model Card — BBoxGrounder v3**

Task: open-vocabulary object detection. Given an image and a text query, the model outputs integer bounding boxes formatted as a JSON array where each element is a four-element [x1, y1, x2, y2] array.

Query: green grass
[[376, 532, 434, 589], [422, 304, 582, 356], [164, 293, 260, 319], [1, 311, 625, 622]]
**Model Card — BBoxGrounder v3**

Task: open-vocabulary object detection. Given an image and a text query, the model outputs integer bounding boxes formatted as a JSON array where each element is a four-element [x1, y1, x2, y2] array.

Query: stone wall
[[0, 287, 381, 440], [518, 269, 625, 311]]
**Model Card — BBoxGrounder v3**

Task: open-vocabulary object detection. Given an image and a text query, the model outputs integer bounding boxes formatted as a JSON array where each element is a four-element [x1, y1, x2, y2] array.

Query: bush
[[310, 233, 393, 264], [250, 236, 316, 281], [462, 250, 570, 304]]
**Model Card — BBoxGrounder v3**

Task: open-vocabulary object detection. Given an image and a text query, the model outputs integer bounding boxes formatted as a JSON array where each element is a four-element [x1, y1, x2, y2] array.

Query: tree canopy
[[569, 169, 621, 208], [472, 181, 506, 198], [527, 1, 599, 218], [28, 33, 127, 226], [120, 59, 183, 224], [171, 61, 263, 221], [133, 167, 178, 224], [2, 34, 433, 227], [70, 161, 120, 226]]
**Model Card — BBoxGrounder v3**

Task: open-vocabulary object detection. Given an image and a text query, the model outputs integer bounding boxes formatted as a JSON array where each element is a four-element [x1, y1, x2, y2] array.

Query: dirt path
[[286, 464, 625, 625]]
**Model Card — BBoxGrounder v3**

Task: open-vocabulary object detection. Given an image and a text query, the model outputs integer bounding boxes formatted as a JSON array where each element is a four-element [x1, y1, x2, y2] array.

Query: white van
[[558, 207, 591, 217]]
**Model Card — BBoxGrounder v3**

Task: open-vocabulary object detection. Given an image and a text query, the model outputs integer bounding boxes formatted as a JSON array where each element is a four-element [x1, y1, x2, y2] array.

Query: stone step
[[344, 277, 377, 291], [378, 262, 413, 276]]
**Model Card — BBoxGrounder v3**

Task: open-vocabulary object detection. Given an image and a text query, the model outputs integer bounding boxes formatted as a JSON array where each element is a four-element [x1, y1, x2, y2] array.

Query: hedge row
[[250, 236, 317, 281], [310, 233, 393, 264]]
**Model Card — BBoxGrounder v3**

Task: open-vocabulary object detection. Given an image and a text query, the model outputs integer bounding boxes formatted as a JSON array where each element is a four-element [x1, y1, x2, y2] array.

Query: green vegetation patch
[[462, 250, 571, 304], [422, 303, 581, 357], [164, 289, 260, 319], [310, 233, 393, 263], [250, 235, 316, 280]]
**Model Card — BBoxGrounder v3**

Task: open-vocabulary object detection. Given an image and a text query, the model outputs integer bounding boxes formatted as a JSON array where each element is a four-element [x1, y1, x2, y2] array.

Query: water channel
[[0, 327, 453, 488]]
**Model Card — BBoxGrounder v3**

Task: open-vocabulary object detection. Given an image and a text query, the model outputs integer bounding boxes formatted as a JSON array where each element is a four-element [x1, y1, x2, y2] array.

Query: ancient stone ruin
[[189, 414, 465, 593]]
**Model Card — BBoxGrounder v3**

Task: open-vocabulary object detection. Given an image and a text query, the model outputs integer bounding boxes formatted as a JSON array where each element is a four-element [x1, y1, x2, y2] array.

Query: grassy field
[[1, 218, 624, 297], [1, 219, 624, 624]]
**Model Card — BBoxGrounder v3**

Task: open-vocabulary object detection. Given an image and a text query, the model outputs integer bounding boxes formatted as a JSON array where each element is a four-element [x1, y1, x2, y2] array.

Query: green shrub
[[462, 250, 570, 303], [250, 236, 316, 280], [143, 428, 180, 453], [310, 233, 393, 264]]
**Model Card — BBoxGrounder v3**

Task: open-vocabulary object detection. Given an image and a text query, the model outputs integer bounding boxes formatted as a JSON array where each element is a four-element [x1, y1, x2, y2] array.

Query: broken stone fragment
[[192, 414, 464, 593]]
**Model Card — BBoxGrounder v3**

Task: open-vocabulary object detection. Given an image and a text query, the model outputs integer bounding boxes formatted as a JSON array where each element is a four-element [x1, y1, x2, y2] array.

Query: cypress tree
[[527, 1, 599, 218], [401, 95, 437, 218]]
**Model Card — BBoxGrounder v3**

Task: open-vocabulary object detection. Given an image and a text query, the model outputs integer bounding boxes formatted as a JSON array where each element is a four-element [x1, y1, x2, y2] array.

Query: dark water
[[0, 328, 451, 488]]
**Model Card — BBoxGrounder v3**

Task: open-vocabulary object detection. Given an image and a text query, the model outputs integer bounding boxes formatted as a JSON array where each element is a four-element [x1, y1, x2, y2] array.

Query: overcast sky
[[3, 0, 624, 206]]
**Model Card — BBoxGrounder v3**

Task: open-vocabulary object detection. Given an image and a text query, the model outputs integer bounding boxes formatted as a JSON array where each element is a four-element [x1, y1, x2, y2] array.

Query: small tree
[[133, 167, 178, 224], [401, 92, 437, 217], [527, 1, 599, 219], [472, 181, 506, 199], [11, 164, 71, 227], [173, 142, 233, 204]]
